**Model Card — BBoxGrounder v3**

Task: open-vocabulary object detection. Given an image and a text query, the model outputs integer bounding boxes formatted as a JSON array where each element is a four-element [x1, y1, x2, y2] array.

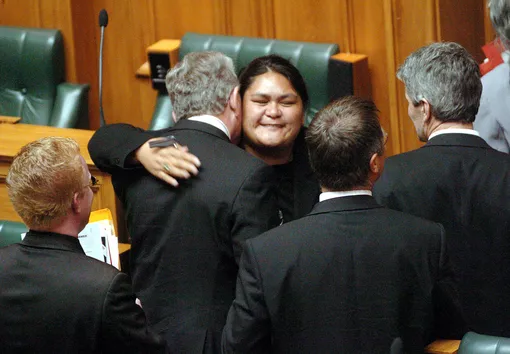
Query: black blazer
[[373, 133, 510, 337], [0, 231, 164, 354], [89, 120, 279, 353], [222, 196, 465, 354], [288, 128, 320, 221]]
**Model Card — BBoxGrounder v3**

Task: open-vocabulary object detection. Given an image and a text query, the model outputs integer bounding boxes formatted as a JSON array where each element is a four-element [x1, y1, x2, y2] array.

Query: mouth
[[260, 124, 284, 128]]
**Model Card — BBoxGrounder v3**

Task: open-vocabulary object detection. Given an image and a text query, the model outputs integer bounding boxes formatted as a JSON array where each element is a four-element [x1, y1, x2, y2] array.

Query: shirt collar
[[429, 128, 480, 140], [188, 115, 231, 140], [320, 190, 372, 202]]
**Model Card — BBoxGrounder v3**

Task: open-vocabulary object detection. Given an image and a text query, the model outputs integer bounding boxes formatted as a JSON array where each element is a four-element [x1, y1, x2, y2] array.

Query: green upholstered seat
[[149, 33, 353, 130], [458, 332, 510, 354], [0, 26, 90, 128], [0, 220, 28, 248]]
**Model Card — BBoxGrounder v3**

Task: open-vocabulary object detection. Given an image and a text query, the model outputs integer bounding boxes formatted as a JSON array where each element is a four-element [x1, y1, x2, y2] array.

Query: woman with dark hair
[[236, 55, 319, 223]]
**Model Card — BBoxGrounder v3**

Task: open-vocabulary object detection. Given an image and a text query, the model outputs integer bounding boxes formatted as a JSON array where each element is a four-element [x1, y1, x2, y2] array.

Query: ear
[[228, 86, 241, 113], [172, 111, 177, 123], [71, 192, 81, 214], [421, 99, 432, 123], [369, 153, 382, 174]]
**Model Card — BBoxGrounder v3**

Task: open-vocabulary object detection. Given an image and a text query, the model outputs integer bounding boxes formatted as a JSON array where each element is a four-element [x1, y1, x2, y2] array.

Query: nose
[[265, 102, 282, 118]]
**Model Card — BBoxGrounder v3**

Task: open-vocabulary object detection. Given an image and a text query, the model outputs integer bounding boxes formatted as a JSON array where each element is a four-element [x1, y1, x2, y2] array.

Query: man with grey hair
[[374, 42, 510, 336], [89, 51, 279, 353], [475, 0, 510, 152]]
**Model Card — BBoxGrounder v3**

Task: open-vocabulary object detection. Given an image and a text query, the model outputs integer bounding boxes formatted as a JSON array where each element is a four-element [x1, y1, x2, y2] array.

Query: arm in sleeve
[[101, 272, 166, 354], [230, 164, 279, 263], [88, 123, 154, 174], [475, 70, 510, 153], [222, 241, 271, 354], [432, 224, 467, 340]]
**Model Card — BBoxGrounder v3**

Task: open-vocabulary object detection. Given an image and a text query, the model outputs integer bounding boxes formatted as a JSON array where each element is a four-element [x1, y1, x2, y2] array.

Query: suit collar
[[424, 133, 492, 149], [22, 230, 85, 254], [309, 195, 382, 215], [171, 118, 231, 142]]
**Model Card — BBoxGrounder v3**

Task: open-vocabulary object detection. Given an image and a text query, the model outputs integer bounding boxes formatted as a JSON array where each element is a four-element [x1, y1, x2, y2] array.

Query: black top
[[273, 161, 294, 224]]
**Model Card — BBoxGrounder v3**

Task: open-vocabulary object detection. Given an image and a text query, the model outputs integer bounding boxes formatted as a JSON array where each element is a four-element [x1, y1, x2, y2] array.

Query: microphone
[[98, 9, 109, 126]]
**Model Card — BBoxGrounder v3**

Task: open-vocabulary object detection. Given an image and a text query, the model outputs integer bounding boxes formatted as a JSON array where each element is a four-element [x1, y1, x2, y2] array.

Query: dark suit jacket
[[89, 120, 279, 353], [288, 128, 320, 221], [0, 231, 164, 354], [222, 195, 465, 354], [373, 133, 510, 336]]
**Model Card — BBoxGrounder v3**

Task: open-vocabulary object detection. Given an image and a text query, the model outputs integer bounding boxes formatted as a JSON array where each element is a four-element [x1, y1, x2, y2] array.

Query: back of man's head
[[6, 137, 85, 230], [306, 96, 384, 191], [397, 42, 482, 124], [165, 51, 239, 121], [490, 0, 510, 49]]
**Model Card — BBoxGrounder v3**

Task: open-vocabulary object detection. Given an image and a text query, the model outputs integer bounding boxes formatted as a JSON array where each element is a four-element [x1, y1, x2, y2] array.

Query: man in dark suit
[[373, 42, 510, 336], [88, 51, 279, 353], [0, 137, 164, 353], [222, 96, 465, 354]]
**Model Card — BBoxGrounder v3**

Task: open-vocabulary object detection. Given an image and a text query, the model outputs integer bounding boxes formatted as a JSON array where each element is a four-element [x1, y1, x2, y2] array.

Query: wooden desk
[[0, 124, 121, 237]]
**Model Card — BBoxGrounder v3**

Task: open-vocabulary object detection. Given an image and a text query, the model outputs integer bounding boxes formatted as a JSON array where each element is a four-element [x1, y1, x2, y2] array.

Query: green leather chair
[[0, 220, 28, 248], [0, 26, 90, 128], [149, 32, 360, 130], [458, 332, 510, 354]]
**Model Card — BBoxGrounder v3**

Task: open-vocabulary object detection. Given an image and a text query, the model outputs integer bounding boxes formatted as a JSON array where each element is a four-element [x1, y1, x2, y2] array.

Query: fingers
[[157, 170, 180, 188]]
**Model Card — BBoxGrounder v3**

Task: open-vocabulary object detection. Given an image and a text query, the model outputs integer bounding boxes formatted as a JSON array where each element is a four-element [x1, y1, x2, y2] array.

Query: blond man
[[0, 137, 165, 353]]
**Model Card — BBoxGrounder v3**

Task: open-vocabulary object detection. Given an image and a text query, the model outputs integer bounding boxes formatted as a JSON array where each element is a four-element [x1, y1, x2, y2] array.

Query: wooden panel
[[348, 0, 399, 155], [0, 0, 41, 28], [227, 0, 275, 38], [153, 0, 221, 39], [437, 0, 485, 62], [273, 0, 345, 45]]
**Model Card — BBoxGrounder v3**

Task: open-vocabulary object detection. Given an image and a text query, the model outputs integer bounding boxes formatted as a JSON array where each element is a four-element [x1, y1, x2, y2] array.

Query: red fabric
[[480, 40, 504, 76]]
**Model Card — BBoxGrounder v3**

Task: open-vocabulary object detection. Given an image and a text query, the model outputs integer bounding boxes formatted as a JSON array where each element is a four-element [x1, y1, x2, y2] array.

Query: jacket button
[[114, 157, 121, 165]]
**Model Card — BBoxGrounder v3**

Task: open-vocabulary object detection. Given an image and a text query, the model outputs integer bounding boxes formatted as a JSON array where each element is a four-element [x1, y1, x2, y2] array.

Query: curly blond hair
[[6, 137, 85, 229]]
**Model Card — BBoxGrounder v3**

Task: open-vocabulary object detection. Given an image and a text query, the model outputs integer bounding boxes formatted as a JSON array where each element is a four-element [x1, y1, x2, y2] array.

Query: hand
[[135, 138, 201, 187]]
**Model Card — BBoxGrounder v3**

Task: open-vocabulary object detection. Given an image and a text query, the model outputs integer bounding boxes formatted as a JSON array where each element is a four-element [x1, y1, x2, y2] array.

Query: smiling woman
[[238, 55, 320, 223]]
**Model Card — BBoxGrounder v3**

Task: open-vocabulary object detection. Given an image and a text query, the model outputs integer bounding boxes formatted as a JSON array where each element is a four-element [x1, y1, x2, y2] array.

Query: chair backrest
[[458, 332, 510, 354], [0, 220, 28, 248], [0, 26, 65, 126], [150, 32, 344, 130]]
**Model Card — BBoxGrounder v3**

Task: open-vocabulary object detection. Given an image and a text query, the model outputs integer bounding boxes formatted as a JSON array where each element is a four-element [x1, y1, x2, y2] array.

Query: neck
[[426, 119, 473, 139], [31, 217, 81, 238], [244, 144, 293, 165]]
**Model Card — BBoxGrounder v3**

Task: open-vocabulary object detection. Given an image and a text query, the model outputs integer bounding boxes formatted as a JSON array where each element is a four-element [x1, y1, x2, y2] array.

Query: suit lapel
[[309, 195, 383, 216]]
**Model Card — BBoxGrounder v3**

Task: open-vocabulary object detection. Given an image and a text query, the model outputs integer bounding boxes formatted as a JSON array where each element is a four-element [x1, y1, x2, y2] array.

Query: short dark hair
[[306, 96, 384, 191], [239, 54, 309, 109]]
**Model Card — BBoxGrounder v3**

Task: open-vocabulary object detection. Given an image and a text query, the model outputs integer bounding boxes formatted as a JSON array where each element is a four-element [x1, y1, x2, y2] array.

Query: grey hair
[[165, 51, 239, 121], [489, 0, 510, 48], [397, 42, 482, 123]]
